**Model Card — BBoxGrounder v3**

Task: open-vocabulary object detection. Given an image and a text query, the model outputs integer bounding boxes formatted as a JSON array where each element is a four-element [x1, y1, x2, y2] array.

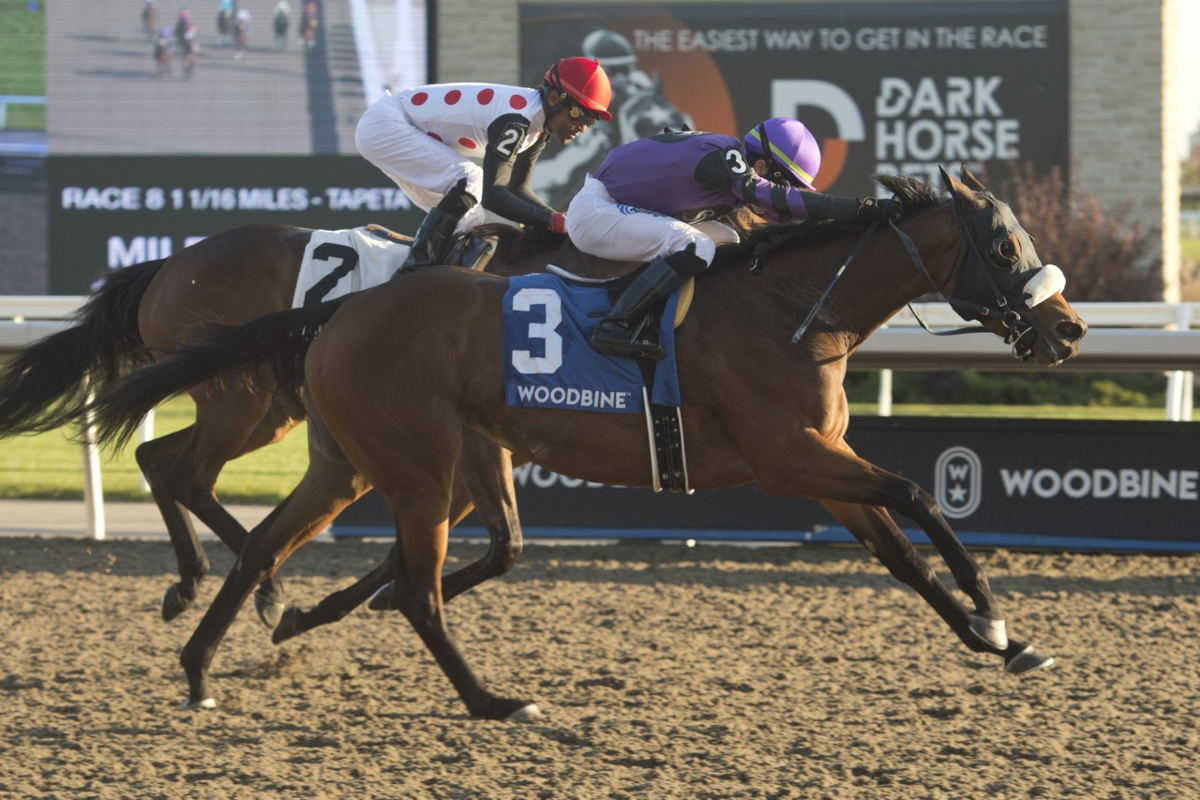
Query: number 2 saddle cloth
[[290, 225, 494, 309]]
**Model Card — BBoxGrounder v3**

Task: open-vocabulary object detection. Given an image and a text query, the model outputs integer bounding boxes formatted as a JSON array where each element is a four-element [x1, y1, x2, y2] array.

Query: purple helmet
[[743, 117, 821, 190]]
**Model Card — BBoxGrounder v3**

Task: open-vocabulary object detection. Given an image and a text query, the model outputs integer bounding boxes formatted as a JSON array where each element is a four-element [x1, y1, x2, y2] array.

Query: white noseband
[[1022, 264, 1065, 308]]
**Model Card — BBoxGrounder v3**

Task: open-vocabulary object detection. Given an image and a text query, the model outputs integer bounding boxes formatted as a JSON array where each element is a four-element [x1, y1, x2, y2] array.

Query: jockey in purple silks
[[567, 117, 902, 359]]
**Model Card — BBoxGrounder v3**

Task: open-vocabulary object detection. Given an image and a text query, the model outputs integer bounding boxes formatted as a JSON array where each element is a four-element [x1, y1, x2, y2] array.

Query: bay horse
[[0, 221, 570, 624], [85, 169, 1086, 717]]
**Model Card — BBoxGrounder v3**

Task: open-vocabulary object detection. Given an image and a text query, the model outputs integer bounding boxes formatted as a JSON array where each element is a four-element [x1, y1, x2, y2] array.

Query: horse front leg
[[753, 431, 1048, 674], [819, 500, 1052, 674]]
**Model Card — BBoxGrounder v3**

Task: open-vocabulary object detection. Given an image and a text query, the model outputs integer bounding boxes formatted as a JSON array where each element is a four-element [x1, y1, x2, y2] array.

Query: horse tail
[[89, 295, 350, 451], [0, 259, 163, 437]]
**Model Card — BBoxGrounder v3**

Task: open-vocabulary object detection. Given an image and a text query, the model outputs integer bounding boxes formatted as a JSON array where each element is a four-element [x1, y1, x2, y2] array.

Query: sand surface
[[1, 537, 1197, 799]]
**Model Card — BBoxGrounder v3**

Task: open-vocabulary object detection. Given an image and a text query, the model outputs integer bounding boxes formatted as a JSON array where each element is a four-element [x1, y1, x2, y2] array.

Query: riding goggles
[[565, 99, 600, 124]]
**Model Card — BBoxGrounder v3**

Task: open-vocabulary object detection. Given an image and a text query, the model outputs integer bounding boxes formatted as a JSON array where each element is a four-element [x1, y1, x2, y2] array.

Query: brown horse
[[0, 222, 569, 624], [85, 169, 1086, 718]]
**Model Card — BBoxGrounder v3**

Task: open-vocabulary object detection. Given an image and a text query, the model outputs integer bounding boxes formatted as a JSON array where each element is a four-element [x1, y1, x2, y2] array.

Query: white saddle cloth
[[290, 227, 410, 309]]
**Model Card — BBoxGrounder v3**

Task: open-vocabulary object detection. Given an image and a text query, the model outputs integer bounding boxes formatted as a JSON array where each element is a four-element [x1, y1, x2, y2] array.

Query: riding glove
[[857, 197, 904, 223]]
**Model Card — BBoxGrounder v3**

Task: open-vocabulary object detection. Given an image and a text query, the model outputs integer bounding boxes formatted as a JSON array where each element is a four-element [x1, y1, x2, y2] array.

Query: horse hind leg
[[368, 436, 523, 611], [268, 425, 520, 644], [167, 388, 301, 628], [381, 485, 540, 722], [441, 440, 523, 603], [276, 440, 514, 641], [180, 441, 371, 709], [272, 549, 391, 644], [135, 427, 208, 621]]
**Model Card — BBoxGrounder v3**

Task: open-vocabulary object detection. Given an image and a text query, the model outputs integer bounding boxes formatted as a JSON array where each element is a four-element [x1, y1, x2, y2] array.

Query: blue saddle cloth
[[502, 273, 682, 414]]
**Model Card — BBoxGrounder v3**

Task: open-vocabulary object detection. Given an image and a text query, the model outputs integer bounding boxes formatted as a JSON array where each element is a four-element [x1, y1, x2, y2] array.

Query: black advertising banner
[[46, 156, 426, 293], [334, 418, 1200, 552], [520, 2, 1068, 208]]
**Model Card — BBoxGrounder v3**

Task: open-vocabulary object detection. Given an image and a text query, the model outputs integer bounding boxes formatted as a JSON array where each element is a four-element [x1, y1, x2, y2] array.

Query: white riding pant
[[354, 98, 487, 232], [566, 176, 740, 267]]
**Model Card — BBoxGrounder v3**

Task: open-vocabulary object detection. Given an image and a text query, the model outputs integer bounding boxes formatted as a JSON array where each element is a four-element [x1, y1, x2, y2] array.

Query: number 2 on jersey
[[495, 125, 523, 157]]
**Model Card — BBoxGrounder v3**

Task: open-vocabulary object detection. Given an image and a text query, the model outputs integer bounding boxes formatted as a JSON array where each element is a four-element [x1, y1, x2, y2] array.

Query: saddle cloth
[[502, 273, 682, 414], [291, 227, 410, 309], [291, 226, 497, 309]]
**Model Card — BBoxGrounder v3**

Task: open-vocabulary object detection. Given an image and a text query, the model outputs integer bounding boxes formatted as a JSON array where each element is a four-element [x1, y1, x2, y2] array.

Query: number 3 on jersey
[[724, 148, 749, 174], [511, 287, 563, 374]]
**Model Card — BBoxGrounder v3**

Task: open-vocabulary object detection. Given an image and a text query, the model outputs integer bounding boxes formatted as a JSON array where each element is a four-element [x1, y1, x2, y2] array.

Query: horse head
[[938, 166, 1086, 366]]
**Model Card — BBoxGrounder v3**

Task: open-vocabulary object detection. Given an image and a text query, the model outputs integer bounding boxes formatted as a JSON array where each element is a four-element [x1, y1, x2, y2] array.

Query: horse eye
[[990, 234, 1020, 268]]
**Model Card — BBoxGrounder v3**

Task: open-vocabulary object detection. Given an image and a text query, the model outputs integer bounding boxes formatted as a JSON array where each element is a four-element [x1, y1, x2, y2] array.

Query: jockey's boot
[[395, 179, 477, 277], [590, 255, 688, 360]]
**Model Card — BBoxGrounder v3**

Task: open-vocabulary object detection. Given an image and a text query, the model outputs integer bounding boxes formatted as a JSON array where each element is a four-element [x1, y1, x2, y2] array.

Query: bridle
[[789, 191, 1062, 361]]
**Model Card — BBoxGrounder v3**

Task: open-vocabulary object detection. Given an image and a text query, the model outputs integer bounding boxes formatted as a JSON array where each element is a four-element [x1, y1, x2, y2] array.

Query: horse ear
[[939, 165, 987, 212], [959, 166, 988, 192]]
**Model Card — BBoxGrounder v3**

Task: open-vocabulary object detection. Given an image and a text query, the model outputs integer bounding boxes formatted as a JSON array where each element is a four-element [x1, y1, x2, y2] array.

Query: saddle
[[545, 245, 697, 494], [366, 223, 499, 272], [546, 243, 696, 330]]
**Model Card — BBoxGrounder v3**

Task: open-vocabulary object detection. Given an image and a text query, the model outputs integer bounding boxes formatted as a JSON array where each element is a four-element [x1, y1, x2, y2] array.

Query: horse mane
[[711, 172, 944, 269], [474, 222, 566, 262]]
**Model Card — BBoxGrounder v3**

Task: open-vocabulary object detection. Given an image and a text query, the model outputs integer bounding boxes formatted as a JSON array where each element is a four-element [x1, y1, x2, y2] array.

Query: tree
[[996, 161, 1162, 301]]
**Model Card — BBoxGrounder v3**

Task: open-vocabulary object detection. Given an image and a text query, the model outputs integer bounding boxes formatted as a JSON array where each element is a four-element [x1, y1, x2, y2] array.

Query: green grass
[[0, 397, 1177, 503], [0, 396, 308, 503], [1183, 237, 1200, 264], [0, 0, 45, 130]]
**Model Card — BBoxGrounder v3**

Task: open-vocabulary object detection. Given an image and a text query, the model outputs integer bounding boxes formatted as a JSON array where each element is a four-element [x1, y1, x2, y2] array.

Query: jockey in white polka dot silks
[[355, 57, 613, 274], [568, 118, 903, 360]]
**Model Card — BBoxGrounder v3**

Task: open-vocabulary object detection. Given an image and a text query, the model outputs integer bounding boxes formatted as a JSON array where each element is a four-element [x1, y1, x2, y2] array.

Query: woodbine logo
[[936, 445, 1200, 519], [1000, 468, 1200, 501], [935, 446, 982, 519], [513, 384, 633, 410]]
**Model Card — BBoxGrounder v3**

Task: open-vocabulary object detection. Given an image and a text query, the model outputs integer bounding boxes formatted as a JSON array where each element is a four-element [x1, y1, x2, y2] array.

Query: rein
[[788, 221, 879, 344], [787, 200, 1036, 357], [885, 220, 998, 337]]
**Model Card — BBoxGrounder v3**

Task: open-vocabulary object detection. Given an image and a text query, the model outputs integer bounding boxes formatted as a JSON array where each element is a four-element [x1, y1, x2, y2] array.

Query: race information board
[[47, 156, 425, 292], [521, 1, 1067, 208]]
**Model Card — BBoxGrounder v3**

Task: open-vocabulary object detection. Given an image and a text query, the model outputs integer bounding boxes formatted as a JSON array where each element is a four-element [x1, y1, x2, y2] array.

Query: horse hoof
[[368, 582, 395, 611], [969, 613, 1008, 650], [271, 606, 302, 645], [180, 696, 217, 711], [254, 592, 286, 629], [1005, 645, 1055, 675], [508, 703, 542, 723], [161, 584, 192, 622]]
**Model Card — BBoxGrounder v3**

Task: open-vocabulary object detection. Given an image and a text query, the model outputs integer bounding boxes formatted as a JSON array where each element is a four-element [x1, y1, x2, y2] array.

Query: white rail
[[1182, 210, 1200, 239], [0, 94, 46, 129], [2, 296, 1199, 539]]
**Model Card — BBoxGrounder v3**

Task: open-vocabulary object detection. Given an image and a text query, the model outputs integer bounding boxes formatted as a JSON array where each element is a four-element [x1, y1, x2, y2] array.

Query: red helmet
[[543, 57, 612, 121]]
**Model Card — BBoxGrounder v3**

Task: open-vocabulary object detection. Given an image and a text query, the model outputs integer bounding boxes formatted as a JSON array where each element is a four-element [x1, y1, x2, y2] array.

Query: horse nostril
[[1057, 320, 1085, 342]]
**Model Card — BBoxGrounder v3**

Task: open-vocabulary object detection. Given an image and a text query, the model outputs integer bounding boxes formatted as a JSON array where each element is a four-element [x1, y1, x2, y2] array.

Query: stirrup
[[591, 321, 665, 360]]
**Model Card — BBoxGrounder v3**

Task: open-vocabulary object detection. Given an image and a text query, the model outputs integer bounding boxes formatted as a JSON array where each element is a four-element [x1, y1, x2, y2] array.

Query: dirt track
[[1, 536, 1197, 798]]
